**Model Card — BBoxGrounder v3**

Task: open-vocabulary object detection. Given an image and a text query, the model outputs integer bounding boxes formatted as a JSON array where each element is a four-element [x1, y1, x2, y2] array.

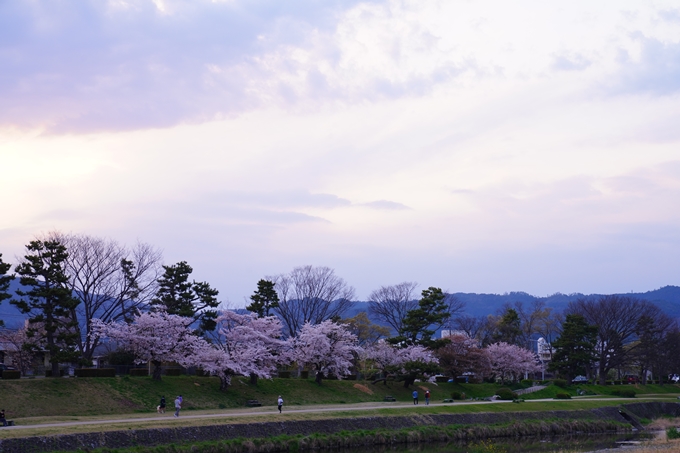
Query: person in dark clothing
[[158, 396, 166, 414], [0, 409, 7, 427]]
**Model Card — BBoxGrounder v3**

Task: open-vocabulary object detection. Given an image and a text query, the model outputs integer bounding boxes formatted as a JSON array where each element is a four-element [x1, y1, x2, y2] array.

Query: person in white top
[[277, 396, 283, 413]]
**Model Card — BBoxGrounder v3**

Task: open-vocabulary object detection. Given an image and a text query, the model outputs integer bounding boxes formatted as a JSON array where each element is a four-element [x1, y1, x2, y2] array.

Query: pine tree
[[11, 240, 80, 376], [246, 279, 279, 317], [151, 261, 219, 333], [389, 287, 451, 349], [548, 314, 597, 382], [0, 253, 15, 328]]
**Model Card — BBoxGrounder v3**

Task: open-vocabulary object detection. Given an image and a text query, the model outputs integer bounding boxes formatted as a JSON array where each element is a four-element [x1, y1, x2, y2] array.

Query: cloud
[[361, 200, 411, 210], [609, 34, 680, 95], [551, 53, 592, 71]]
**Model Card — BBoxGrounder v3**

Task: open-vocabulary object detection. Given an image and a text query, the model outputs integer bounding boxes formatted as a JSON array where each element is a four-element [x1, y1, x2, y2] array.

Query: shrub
[[165, 368, 182, 376], [553, 379, 568, 388], [300, 371, 309, 379], [612, 389, 636, 398], [495, 388, 517, 400], [74, 368, 116, 378], [45, 369, 65, 377], [555, 393, 571, 399], [520, 379, 534, 387], [1, 370, 20, 379], [451, 392, 462, 400], [129, 368, 149, 376], [667, 427, 680, 440], [278, 371, 291, 379], [345, 374, 357, 380]]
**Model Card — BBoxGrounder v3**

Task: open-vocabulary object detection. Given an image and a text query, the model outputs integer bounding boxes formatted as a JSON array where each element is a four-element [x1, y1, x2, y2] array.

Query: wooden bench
[[246, 400, 262, 407], [384, 396, 396, 402]]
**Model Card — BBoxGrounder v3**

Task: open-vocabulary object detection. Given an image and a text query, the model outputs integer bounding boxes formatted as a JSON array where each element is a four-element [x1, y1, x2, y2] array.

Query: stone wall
[[0, 403, 672, 453]]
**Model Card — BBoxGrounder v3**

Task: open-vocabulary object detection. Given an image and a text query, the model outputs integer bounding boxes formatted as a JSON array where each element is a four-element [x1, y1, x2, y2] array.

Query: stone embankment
[[1, 402, 677, 453]]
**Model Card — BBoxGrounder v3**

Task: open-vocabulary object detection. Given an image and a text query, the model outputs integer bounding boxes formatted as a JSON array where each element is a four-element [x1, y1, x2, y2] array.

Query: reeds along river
[[329, 432, 654, 453]]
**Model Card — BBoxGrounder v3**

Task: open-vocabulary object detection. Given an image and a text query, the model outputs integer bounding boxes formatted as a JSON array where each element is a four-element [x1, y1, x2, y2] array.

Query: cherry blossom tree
[[486, 342, 541, 383], [293, 320, 361, 384], [437, 333, 491, 382], [92, 311, 209, 380], [363, 341, 438, 387], [200, 310, 291, 390]]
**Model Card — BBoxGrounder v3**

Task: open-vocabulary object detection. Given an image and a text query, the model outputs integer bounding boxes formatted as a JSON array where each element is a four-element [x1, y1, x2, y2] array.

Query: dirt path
[[3, 396, 655, 431]]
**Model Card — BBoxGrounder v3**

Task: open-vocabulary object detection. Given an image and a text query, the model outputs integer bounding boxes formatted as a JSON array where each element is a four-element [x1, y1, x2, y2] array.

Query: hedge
[[45, 369, 66, 377], [165, 368, 182, 376], [1, 370, 20, 379], [74, 368, 116, 378], [278, 371, 291, 378], [129, 368, 149, 376]]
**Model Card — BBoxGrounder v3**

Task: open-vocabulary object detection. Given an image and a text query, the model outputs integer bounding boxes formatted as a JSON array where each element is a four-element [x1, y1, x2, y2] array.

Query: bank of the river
[[1, 404, 660, 453]]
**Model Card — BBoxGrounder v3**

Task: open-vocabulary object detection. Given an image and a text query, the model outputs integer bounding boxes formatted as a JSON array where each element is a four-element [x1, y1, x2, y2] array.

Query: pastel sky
[[2, 0, 680, 305]]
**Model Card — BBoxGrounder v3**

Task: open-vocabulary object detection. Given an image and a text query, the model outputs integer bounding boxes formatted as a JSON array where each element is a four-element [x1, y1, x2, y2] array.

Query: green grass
[[1, 376, 678, 422], [0, 376, 497, 418]]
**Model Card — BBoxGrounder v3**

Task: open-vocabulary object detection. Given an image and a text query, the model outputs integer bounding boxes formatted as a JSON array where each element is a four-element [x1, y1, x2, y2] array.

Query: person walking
[[158, 396, 166, 414], [412, 390, 418, 405], [425, 390, 430, 406], [0, 409, 7, 427], [174, 396, 182, 417], [277, 395, 284, 413]]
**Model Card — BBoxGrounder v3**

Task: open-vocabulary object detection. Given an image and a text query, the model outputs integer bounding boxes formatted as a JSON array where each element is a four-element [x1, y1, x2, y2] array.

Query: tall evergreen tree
[[548, 314, 597, 382], [492, 308, 523, 345], [0, 253, 15, 328], [389, 287, 451, 349], [11, 240, 80, 376], [246, 279, 279, 317], [151, 261, 219, 332]]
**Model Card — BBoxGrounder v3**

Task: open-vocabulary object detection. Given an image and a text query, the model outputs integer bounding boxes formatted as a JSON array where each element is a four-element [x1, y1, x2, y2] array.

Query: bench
[[384, 396, 396, 402], [246, 400, 262, 407], [0, 420, 13, 427], [442, 399, 454, 403]]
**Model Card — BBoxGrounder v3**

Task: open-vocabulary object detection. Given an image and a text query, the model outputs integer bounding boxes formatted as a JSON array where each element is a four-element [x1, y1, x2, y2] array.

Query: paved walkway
[[3, 396, 655, 431]]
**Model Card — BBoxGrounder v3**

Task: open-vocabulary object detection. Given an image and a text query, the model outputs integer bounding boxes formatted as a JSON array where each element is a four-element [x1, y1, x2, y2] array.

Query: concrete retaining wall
[[1, 403, 675, 453]]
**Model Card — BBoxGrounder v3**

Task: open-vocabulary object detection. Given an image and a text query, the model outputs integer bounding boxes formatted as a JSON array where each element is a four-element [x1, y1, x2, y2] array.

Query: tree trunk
[[315, 371, 323, 385], [249, 373, 258, 385], [152, 360, 162, 381], [50, 361, 60, 378], [220, 375, 230, 391]]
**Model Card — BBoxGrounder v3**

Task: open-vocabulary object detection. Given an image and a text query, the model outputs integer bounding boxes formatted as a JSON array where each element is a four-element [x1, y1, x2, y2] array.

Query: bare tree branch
[[367, 282, 419, 335], [271, 265, 355, 337], [46, 232, 162, 362]]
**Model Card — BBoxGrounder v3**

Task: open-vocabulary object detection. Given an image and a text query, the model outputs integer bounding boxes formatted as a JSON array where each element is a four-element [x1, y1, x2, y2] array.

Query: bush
[[553, 379, 568, 388], [45, 369, 65, 377], [129, 368, 149, 376], [520, 379, 534, 387], [555, 393, 571, 399], [451, 392, 462, 400], [300, 371, 309, 379], [667, 427, 680, 440], [75, 368, 116, 378], [1, 370, 20, 379], [495, 388, 518, 400], [345, 374, 357, 381], [612, 389, 636, 398], [165, 368, 182, 376], [278, 371, 291, 379]]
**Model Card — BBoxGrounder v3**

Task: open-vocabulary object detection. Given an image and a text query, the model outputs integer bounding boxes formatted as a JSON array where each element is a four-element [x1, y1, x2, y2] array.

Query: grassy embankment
[[1, 376, 679, 439]]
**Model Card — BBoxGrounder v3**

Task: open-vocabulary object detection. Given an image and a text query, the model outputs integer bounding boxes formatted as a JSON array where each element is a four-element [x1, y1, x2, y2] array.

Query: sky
[[1, 0, 680, 306]]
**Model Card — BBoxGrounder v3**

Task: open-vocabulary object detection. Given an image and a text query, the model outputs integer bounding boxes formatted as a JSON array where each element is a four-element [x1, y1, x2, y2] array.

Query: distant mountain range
[[346, 285, 680, 321], [3, 279, 680, 330]]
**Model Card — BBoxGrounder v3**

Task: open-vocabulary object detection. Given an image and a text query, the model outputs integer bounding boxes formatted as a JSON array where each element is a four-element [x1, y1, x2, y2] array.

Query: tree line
[[0, 232, 677, 387]]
